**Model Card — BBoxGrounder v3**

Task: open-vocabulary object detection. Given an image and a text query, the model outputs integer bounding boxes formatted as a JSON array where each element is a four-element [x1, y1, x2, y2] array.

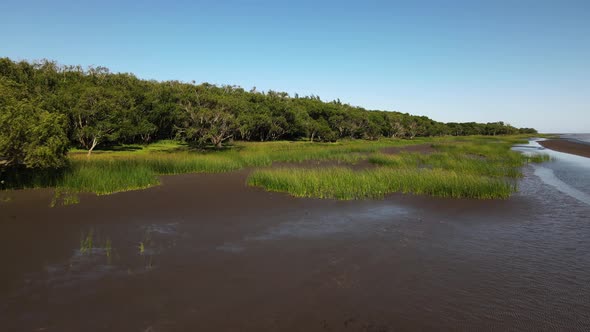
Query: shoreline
[[538, 139, 590, 158]]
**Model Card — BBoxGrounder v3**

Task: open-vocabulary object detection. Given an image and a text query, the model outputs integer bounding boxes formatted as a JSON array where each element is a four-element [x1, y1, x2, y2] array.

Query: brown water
[[1, 153, 590, 331]]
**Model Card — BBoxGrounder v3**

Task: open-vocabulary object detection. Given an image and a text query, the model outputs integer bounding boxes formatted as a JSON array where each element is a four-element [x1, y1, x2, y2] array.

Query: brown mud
[[539, 139, 590, 158], [1, 146, 590, 331]]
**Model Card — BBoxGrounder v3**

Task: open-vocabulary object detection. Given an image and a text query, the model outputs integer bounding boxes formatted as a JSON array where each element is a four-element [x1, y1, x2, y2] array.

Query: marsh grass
[[50, 189, 80, 207], [60, 160, 161, 195], [2, 136, 548, 199], [523, 153, 552, 163], [248, 167, 516, 199], [248, 136, 551, 200], [4, 139, 424, 196]]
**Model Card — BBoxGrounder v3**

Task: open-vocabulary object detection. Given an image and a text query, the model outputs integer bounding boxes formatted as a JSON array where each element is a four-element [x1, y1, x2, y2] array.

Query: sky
[[1, 0, 589, 133]]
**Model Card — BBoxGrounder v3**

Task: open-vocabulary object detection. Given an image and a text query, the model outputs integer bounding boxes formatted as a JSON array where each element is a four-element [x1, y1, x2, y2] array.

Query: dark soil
[[538, 139, 590, 158]]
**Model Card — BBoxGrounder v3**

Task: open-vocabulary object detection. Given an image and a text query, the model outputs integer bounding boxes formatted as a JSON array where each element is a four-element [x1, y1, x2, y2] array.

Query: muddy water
[[1, 148, 590, 331]]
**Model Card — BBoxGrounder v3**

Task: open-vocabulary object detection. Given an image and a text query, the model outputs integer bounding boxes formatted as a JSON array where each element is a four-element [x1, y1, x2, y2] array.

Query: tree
[[406, 121, 418, 139], [71, 86, 126, 155], [0, 81, 69, 169], [0, 56, 541, 161], [176, 99, 236, 148]]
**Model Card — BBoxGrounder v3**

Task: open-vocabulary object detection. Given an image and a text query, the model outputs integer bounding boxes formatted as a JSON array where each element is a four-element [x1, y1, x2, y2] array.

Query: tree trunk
[[87, 137, 98, 157]]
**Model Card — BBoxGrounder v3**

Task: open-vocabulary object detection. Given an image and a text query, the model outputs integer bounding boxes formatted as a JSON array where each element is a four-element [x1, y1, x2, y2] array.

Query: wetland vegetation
[[248, 136, 551, 199], [2, 135, 550, 200], [0, 58, 547, 200]]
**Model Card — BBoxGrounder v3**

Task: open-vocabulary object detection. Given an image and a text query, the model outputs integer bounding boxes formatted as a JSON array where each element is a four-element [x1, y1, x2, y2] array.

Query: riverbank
[[538, 139, 590, 158]]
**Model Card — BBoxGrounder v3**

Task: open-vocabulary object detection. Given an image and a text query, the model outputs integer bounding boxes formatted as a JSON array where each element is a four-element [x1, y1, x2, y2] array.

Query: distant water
[[513, 139, 590, 206], [560, 133, 590, 144]]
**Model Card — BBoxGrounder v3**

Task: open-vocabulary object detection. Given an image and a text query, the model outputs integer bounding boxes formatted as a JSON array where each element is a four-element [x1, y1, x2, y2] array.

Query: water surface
[[1, 146, 589, 331]]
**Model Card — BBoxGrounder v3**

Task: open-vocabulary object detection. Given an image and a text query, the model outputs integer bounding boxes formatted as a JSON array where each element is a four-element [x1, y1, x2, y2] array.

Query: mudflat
[[538, 139, 590, 158], [1, 164, 590, 331]]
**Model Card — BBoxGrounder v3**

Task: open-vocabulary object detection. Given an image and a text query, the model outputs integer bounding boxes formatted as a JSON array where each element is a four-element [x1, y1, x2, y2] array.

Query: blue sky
[[1, 0, 589, 133]]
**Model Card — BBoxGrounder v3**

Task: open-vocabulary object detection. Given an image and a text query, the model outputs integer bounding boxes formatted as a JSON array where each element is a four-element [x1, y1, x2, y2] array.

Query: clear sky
[[1, 0, 589, 133]]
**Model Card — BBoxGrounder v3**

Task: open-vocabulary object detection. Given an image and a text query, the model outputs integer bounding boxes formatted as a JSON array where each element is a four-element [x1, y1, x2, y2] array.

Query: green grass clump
[[60, 160, 159, 195], [248, 167, 515, 200], [524, 153, 552, 163], [247, 136, 550, 200], [368, 137, 550, 179], [369, 151, 524, 178]]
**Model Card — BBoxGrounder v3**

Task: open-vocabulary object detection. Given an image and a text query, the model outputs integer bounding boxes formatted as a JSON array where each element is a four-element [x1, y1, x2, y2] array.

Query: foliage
[[0, 57, 536, 158], [0, 77, 69, 169]]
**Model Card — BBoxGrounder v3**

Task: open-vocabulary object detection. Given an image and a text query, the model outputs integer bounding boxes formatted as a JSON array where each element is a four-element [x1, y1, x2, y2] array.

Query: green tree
[[176, 98, 236, 148], [0, 79, 69, 169]]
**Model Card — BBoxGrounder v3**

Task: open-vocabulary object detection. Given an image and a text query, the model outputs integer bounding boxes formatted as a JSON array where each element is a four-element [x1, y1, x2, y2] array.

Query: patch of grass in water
[[248, 136, 548, 200], [138, 242, 145, 255], [524, 153, 552, 163], [60, 160, 160, 196], [80, 229, 94, 254], [105, 238, 112, 263], [50, 189, 80, 207], [248, 167, 515, 200]]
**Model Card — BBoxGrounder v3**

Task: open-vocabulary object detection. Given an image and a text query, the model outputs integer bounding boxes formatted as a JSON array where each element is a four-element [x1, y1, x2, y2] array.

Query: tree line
[[0, 58, 537, 170]]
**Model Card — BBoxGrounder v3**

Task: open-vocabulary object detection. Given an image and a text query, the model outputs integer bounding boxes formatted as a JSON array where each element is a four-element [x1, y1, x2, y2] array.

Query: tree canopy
[[0, 57, 536, 169]]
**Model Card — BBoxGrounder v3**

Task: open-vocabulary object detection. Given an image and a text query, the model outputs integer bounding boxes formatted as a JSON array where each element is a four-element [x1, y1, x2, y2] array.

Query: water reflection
[[513, 139, 590, 206]]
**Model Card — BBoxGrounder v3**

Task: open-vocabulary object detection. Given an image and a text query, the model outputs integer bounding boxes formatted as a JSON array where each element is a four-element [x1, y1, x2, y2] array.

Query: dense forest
[[0, 58, 537, 170]]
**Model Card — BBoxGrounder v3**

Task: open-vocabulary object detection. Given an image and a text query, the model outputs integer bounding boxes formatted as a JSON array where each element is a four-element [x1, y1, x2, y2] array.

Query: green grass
[[1, 135, 550, 200], [60, 160, 160, 195], [248, 167, 516, 199], [369, 152, 525, 178], [368, 148, 549, 179], [247, 136, 552, 200], [19, 138, 425, 195]]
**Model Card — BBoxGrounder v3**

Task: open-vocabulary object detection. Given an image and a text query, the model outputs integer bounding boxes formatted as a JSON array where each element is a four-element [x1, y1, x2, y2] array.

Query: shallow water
[[560, 133, 590, 144], [1, 145, 590, 331], [513, 139, 590, 205]]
